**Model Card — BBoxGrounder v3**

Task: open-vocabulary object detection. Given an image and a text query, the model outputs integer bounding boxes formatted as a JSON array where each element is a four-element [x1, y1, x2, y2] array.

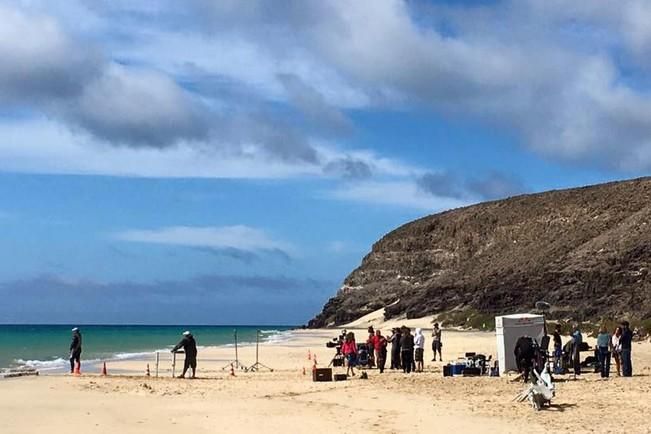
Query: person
[[431, 323, 442, 362], [373, 330, 388, 373], [571, 324, 583, 376], [171, 331, 198, 378], [611, 326, 622, 376], [341, 332, 358, 377], [69, 327, 82, 374], [513, 335, 536, 383], [552, 324, 563, 373], [596, 326, 611, 378], [389, 328, 402, 370], [414, 328, 425, 372], [400, 326, 414, 374], [620, 321, 633, 377], [366, 330, 376, 368]]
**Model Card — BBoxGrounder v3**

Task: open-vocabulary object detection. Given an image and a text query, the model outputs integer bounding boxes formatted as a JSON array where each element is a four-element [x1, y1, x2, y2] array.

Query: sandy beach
[[1, 325, 650, 434]]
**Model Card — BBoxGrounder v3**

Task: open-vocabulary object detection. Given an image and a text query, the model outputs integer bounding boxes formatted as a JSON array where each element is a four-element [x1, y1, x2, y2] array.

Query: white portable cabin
[[495, 313, 545, 374]]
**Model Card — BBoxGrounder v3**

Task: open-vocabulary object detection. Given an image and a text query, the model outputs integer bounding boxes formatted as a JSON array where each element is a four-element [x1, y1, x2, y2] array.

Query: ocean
[[0, 325, 295, 372]]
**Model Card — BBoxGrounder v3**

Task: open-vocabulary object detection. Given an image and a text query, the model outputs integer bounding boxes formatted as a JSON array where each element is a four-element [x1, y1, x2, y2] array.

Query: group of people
[[549, 320, 634, 378], [67, 328, 198, 379], [512, 320, 638, 383], [340, 323, 444, 376]]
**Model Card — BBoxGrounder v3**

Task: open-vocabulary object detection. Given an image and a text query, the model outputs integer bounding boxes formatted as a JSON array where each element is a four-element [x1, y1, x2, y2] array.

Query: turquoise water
[[0, 325, 295, 371]]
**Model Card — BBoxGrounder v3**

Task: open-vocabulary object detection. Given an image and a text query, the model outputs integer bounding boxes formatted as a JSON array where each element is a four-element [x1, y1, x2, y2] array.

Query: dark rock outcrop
[[309, 177, 651, 327]]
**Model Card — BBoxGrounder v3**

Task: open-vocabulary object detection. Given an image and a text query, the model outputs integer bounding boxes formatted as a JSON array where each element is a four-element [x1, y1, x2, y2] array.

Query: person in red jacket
[[372, 330, 388, 373], [341, 332, 358, 377]]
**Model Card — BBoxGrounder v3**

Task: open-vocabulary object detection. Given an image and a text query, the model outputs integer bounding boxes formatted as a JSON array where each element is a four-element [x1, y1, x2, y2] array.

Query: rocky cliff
[[309, 177, 651, 328]]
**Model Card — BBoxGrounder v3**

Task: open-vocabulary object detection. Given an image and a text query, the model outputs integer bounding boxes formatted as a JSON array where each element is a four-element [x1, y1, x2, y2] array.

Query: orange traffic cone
[[307, 350, 312, 361], [101, 362, 107, 376], [230, 363, 236, 377], [145, 364, 150, 377], [73, 362, 81, 376]]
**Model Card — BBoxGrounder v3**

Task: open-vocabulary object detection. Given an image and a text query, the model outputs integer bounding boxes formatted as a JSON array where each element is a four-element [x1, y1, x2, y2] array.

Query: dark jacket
[[553, 331, 562, 348], [69, 332, 82, 354], [390, 332, 401, 352], [620, 328, 633, 350], [400, 333, 414, 351], [172, 335, 197, 358]]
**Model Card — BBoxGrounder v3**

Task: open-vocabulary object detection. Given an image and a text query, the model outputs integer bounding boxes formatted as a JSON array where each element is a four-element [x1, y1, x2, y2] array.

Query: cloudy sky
[[2, 0, 650, 324]]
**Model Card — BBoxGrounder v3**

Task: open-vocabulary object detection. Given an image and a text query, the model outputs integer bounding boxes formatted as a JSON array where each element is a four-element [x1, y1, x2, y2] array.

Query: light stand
[[248, 329, 273, 372], [221, 329, 249, 372]]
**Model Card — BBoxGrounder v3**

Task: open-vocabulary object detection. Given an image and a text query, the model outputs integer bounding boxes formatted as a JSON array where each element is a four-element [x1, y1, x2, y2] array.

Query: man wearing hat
[[69, 327, 82, 373], [171, 331, 198, 378]]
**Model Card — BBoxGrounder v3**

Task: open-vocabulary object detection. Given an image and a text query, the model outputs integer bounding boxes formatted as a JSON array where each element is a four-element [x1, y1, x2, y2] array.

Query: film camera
[[326, 337, 345, 367]]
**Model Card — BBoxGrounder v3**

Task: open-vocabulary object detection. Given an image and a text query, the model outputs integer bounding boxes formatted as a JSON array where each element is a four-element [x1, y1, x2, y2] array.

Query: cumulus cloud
[[418, 171, 527, 201], [326, 180, 468, 211], [0, 4, 101, 103], [114, 0, 651, 171], [113, 225, 294, 257]]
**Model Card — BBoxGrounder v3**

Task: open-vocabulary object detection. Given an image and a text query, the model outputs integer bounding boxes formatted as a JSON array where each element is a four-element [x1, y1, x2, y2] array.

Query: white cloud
[[114, 225, 293, 254], [326, 181, 469, 212], [0, 117, 422, 179]]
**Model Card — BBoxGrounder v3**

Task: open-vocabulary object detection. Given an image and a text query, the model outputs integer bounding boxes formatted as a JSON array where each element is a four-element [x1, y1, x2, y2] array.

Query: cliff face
[[309, 177, 651, 327]]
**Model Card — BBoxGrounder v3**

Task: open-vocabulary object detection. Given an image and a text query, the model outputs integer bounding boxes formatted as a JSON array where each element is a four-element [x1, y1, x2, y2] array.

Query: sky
[[1, 0, 651, 325]]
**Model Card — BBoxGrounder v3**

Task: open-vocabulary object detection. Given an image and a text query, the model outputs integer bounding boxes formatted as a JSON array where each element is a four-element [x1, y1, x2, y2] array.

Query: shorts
[[346, 354, 357, 366], [415, 348, 424, 362], [432, 341, 442, 351]]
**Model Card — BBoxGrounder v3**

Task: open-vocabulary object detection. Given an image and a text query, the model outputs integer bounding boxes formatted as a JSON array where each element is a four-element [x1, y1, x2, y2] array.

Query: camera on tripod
[[325, 337, 345, 367]]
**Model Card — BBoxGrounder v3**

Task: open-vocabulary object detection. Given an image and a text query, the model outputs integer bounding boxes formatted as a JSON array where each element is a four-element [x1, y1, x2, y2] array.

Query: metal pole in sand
[[155, 352, 159, 378], [221, 329, 248, 371], [172, 352, 176, 378], [248, 329, 273, 372], [235, 330, 239, 367]]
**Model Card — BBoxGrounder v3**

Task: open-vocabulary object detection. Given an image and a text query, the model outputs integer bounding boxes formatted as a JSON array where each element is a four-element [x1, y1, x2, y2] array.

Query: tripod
[[221, 329, 249, 372], [248, 329, 273, 372], [328, 346, 344, 367]]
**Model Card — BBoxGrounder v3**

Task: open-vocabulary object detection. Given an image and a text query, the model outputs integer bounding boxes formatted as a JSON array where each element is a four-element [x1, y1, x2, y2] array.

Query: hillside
[[309, 177, 651, 328]]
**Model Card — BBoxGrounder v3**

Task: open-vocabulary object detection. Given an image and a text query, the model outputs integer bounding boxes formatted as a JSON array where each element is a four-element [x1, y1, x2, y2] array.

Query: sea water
[[0, 325, 294, 372]]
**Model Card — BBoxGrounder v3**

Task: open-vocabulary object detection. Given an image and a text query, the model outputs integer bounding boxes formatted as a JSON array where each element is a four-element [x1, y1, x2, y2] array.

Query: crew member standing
[[431, 323, 443, 362], [172, 331, 198, 379], [69, 327, 82, 374]]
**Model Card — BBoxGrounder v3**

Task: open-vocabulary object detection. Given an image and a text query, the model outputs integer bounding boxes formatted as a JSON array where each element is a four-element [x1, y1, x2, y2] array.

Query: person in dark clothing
[[620, 321, 633, 377], [571, 325, 583, 376], [389, 328, 402, 370], [514, 336, 536, 383], [69, 327, 82, 373], [400, 327, 414, 374], [552, 324, 563, 373], [171, 331, 198, 378]]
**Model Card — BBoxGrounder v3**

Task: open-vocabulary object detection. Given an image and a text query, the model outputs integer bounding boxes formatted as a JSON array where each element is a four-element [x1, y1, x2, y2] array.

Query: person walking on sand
[[171, 331, 197, 379], [596, 326, 612, 378], [342, 332, 358, 377], [400, 327, 414, 374], [611, 326, 622, 376], [414, 328, 425, 372], [373, 330, 388, 373], [431, 323, 442, 362], [69, 327, 82, 374], [620, 321, 633, 377], [389, 328, 402, 370]]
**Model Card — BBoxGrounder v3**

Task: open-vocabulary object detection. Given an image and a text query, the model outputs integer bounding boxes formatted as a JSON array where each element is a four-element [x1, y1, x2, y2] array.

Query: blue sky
[[1, 0, 650, 324]]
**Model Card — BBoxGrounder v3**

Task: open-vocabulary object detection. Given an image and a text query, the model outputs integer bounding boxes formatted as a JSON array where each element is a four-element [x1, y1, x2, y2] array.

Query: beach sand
[[1, 325, 650, 434]]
